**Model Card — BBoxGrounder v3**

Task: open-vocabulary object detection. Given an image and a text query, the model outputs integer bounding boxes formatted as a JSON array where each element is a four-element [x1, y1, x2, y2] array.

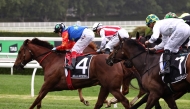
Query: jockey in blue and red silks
[[52, 23, 95, 70]]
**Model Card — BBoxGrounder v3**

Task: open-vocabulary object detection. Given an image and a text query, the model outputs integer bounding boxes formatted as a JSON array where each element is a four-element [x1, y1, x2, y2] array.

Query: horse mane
[[27, 38, 97, 51], [88, 41, 98, 50], [31, 38, 54, 49], [124, 38, 146, 51]]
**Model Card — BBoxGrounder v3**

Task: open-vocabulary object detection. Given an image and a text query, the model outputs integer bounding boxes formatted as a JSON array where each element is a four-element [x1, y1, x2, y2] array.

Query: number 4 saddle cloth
[[65, 54, 93, 79], [159, 53, 189, 84]]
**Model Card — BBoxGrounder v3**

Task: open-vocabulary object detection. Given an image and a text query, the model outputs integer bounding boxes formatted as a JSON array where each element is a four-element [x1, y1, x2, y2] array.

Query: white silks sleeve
[[99, 29, 107, 49]]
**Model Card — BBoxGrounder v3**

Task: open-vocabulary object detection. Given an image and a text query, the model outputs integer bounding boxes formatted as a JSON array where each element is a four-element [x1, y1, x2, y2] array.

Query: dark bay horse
[[13, 38, 129, 109], [84, 41, 148, 108], [106, 37, 190, 109], [134, 33, 188, 109]]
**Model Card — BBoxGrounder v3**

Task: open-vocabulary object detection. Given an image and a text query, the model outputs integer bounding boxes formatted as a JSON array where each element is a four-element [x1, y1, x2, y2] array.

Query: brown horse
[[106, 37, 190, 109], [133, 33, 188, 109], [76, 41, 145, 108], [83, 41, 147, 108], [13, 38, 129, 109], [77, 42, 109, 106], [82, 35, 160, 108]]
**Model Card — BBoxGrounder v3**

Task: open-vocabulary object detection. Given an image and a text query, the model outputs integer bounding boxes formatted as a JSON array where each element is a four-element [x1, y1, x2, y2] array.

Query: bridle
[[109, 39, 125, 63], [19, 44, 52, 68], [107, 38, 146, 67]]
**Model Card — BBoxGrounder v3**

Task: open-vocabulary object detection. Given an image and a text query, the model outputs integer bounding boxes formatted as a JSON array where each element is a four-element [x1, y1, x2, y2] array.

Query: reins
[[39, 51, 52, 64], [110, 38, 161, 77], [22, 44, 52, 66]]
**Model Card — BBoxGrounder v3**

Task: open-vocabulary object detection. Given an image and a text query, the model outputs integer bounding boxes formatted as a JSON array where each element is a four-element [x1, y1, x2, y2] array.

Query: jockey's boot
[[105, 48, 111, 54], [160, 49, 171, 75], [65, 51, 77, 70]]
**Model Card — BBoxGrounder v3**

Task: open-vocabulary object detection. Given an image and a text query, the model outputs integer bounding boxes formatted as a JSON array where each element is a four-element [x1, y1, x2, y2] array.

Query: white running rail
[[0, 53, 41, 97]]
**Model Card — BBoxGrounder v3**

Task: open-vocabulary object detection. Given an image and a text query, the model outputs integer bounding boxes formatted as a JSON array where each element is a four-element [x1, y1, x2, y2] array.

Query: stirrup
[[160, 68, 170, 75]]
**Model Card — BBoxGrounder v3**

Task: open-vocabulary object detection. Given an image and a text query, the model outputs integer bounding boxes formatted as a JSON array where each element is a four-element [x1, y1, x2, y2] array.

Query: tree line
[[0, 0, 189, 22]]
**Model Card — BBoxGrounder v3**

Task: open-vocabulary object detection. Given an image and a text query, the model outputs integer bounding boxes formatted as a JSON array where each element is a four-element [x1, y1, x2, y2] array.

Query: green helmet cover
[[146, 14, 159, 26], [164, 12, 178, 19]]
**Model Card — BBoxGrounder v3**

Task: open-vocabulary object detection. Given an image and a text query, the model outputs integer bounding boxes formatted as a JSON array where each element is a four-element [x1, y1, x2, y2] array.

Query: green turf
[[0, 74, 190, 109]]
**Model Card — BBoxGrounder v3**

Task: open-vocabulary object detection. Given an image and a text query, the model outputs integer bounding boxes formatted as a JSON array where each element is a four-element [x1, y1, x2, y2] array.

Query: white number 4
[[76, 58, 88, 74]]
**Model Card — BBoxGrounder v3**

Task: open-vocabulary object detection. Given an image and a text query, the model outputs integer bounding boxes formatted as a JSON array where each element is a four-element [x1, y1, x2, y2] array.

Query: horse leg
[[110, 89, 129, 109], [173, 91, 187, 100], [107, 75, 131, 107], [163, 95, 178, 109], [29, 82, 52, 109], [94, 86, 109, 109], [129, 86, 146, 106], [145, 92, 162, 109], [154, 101, 162, 109], [29, 89, 49, 109], [130, 93, 148, 109], [104, 100, 111, 108], [107, 86, 123, 107], [36, 101, 42, 109], [78, 88, 89, 106], [130, 93, 161, 109]]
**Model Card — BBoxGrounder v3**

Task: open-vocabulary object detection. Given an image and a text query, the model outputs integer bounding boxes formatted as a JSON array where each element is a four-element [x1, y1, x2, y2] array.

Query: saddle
[[159, 52, 189, 83], [65, 53, 93, 79]]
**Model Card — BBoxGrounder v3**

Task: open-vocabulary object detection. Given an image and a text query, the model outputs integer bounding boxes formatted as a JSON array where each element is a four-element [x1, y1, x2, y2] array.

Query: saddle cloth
[[65, 54, 93, 79], [159, 53, 189, 83]]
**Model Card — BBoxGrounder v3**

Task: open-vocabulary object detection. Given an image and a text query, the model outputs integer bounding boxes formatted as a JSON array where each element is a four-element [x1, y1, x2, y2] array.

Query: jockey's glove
[[96, 49, 102, 54], [52, 47, 57, 51]]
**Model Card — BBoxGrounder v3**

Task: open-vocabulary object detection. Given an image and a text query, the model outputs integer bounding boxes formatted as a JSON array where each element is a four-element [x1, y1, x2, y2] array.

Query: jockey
[[52, 23, 95, 70], [164, 12, 178, 19], [164, 12, 189, 50], [178, 13, 190, 51], [145, 14, 190, 75], [92, 22, 129, 54]]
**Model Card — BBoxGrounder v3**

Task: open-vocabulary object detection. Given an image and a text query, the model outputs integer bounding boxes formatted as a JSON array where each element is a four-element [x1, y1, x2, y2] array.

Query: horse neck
[[28, 43, 60, 67], [129, 50, 160, 76]]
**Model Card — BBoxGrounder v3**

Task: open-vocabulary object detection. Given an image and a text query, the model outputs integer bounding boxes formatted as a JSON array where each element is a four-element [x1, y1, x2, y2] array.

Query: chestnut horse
[[106, 37, 190, 109], [13, 38, 129, 109]]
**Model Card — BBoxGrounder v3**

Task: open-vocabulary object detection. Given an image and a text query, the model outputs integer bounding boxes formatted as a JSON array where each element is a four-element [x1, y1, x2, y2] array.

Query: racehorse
[[74, 41, 146, 108], [106, 37, 190, 109], [134, 33, 189, 109], [79, 33, 161, 108], [13, 38, 129, 109]]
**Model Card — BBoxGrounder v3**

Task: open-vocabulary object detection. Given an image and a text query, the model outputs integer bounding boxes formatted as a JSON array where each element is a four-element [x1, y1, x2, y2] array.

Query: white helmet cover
[[92, 22, 103, 32]]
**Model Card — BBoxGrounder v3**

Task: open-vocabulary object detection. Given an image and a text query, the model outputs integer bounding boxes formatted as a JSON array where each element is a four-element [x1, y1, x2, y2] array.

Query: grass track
[[0, 74, 190, 109]]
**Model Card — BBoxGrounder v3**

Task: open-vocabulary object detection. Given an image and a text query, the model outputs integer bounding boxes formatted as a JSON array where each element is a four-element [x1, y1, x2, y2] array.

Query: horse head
[[13, 39, 34, 70], [13, 38, 54, 70], [106, 38, 146, 67], [106, 37, 129, 66]]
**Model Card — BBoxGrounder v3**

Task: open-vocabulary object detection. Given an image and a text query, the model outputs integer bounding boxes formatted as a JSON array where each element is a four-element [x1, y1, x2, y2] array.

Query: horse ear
[[136, 32, 140, 39], [24, 39, 30, 46]]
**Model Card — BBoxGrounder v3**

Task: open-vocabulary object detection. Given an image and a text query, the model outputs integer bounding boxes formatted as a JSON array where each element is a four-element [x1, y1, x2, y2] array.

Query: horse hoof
[[84, 101, 89, 106], [105, 104, 111, 108]]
